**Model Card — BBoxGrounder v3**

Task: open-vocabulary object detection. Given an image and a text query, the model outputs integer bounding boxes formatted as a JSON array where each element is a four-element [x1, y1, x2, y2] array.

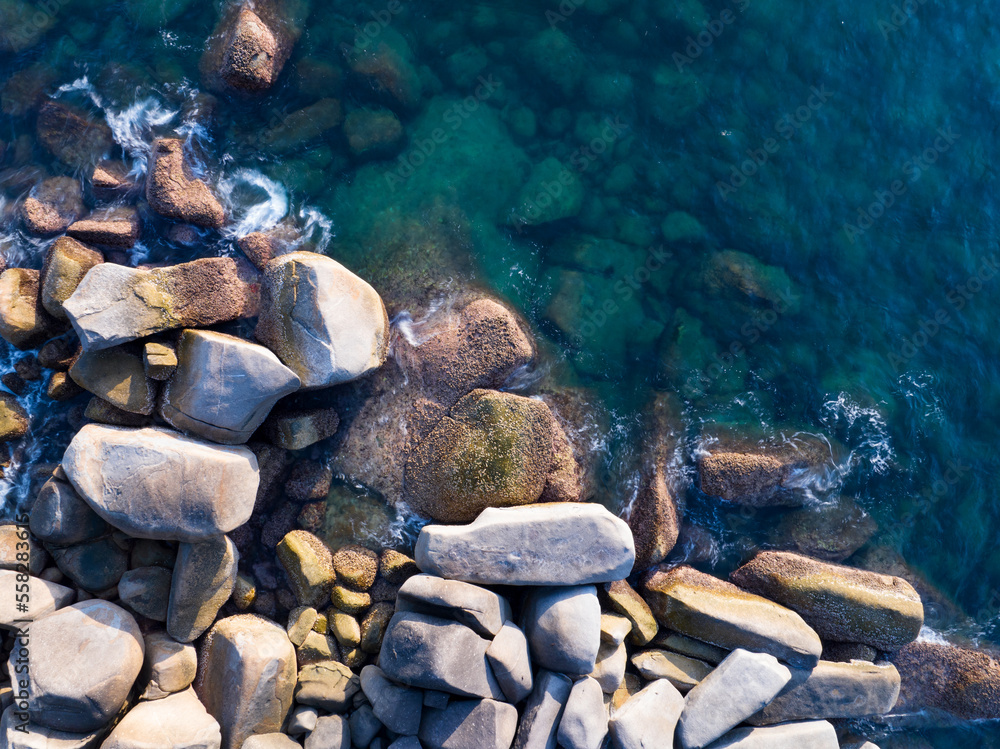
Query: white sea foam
[[217, 169, 289, 239]]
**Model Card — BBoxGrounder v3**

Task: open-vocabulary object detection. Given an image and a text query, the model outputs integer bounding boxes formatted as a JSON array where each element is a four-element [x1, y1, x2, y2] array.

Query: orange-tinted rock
[[20, 177, 83, 236], [146, 139, 225, 229]]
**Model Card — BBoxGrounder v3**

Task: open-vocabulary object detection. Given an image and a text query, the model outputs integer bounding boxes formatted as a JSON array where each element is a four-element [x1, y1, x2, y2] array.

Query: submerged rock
[[729, 551, 923, 652], [343, 27, 422, 110], [41, 236, 104, 320], [63, 257, 257, 351], [62, 425, 259, 542], [146, 139, 225, 228], [772, 497, 877, 562], [91, 160, 135, 199], [414, 503, 635, 586], [344, 108, 404, 158], [0, 268, 62, 349], [20, 176, 84, 236]]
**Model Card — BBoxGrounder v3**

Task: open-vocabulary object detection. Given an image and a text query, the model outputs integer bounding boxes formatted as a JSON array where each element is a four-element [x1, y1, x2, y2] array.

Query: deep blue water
[[3, 0, 1000, 742]]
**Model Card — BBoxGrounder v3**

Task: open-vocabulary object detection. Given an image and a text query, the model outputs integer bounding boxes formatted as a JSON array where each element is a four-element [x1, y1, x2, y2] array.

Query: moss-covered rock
[[41, 237, 104, 320], [276, 530, 335, 607]]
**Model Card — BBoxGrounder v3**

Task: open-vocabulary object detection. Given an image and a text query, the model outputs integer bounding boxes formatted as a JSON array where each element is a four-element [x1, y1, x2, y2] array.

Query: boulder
[[419, 699, 518, 749], [146, 139, 225, 228], [348, 706, 381, 747], [101, 687, 221, 749], [295, 660, 360, 712], [168, 536, 239, 642], [0, 569, 73, 630], [508, 157, 583, 226], [749, 660, 900, 725], [630, 650, 712, 693], [20, 176, 83, 236], [343, 28, 422, 110], [396, 574, 511, 637], [62, 425, 259, 542], [36, 101, 113, 168], [677, 649, 792, 749], [263, 406, 340, 450], [119, 566, 173, 620], [196, 615, 297, 749], [889, 640, 1000, 720], [522, 586, 600, 675], [162, 330, 300, 444], [414, 503, 635, 586], [360, 665, 422, 735], [14, 600, 143, 732], [603, 580, 658, 646], [275, 530, 335, 607], [0, 524, 45, 574], [67, 206, 141, 248], [609, 679, 684, 749], [706, 721, 839, 748], [379, 611, 503, 699], [513, 670, 572, 749], [0, 705, 103, 749], [0, 394, 28, 442], [360, 602, 395, 654], [91, 160, 134, 200], [69, 347, 156, 415], [333, 545, 379, 589], [590, 640, 627, 693], [142, 632, 198, 699], [304, 716, 349, 749], [404, 389, 559, 523], [557, 677, 608, 749], [654, 633, 728, 665], [40, 237, 103, 319], [486, 621, 533, 704], [628, 465, 680, 572], [344, 108, 404, 158], [50, 535, 128, 591], [254, 252, 389, 389], [772, 497, 877, 562], [144, 341, 178, 380], [641, 565, 822, 669], [0, 268, 62, 349], [729, 551, 923, 652], [63, 258, 257, 352]]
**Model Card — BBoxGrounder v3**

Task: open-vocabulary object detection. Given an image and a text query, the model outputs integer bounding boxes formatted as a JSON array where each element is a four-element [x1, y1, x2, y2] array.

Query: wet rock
[[404, 389, 561, 523], [0, 569, 74, 630], [66, 206, 141, 249], [706, 720, 839, 748], [295, 660, 360, 712], [641, 565, 822, 668], [677, 649, 792, 749], [47, 369, 90, 399], [332, 544, 378, 589], [514, 670, 572, 749], [41, 237, 104, 320], [276, 530, 335, 607], [889, 640, 1000, 720], [118, 565, 173, 620], [415, 503, 635, 586], [36, 101, 113, 169], [397, 574, 511, 637], [557, 677, 607, 749], [419, 698, 518, 749], [254, 251, 389, 389], [15, 600, 143, 732], [522, 585, 600, 675], [102, 687, 221, 749], [749, 659, 900, 725], [0, 393, 27, 442], [51, 535, 129, 591], [360, 601, 394, 654], [168, 536, 239, 642], [609, 679, 684, 749], [486, 620, 533, 703], [630, 649, 713, 693], [263, 406, 339, 450], [344, 108, 404, 158], [629, 466, 681, 573], [729, 551, 924, 652], [63, 257, 257, 351], [91, 160, 134, 200], [69, 347, 156, 415], [360, 665, 423, 735], [703, 249, 801, 311], [62, 424, 259, 542], [142, 632, 198, 699], [162, 330, 300, 444], [146, 139, 225, 228], [0, 268, 62, 349], [603, 579, 658, 646], [343, 28, 422, 110], [20, 176, 83, 235], [773, 497, 877, 562], [196, 614, 297, 749], [380, 611, 503, 699]]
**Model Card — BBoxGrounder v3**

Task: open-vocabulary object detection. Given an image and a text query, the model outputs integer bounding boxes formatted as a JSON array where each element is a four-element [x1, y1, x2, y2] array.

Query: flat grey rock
[[304, 715, 350, 749], [162, 330, 300, 444], [167, 536, 239, 642], [677, 649, 792, 749], [419, 699, 518, 749], [62, 425, 259, 542], [609, 679, 684, 749], [513, 670, 571, 749], [630, 649, 713, 693], [590, 640, 627, 693], [100, 687, 221, 749], [556, 677, 607, 749], [486, 620, 533, 703], [415, 504, 635, 586], [705, 720, 839, 748], [379, 611, 504, 699], [396, 574, 511, 637], [522, 586, 601, 676], [360, 665, 423, 735]]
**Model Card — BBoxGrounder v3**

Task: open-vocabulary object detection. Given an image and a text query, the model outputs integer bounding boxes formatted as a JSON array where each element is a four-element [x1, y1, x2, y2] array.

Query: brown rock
[[20, 177, 83, 236], [36, 100, 113, 168], [285, 461, 332, 503], [343, 108, 404, 158], [47, 371, 84, 401], [69, 347, 157, 415], [146, 139, 225, 228], [890, 640, 1000, 720], [380, 549, 418, 586], [773, 497, 877, 562], [602, 580, 658, 646], [0, 268, 62, 349], [91, 160, 134, 200], [37, 337, 79, 370], [263, 407, 340, 450], [84, 396, 151, 427], [40, 236, 104, 319], [0, 394, 28, 442], [332, 545, 378, 590], [67, 206, 141, 248]]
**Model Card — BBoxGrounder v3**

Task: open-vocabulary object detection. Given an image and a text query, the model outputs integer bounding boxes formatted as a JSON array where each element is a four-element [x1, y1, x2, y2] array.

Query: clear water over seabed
[[2, 0, 1000, 743]]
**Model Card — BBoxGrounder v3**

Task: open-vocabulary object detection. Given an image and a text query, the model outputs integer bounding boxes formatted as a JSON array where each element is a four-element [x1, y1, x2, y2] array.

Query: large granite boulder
[[101, 687, 221, 749], [0, 569, 73, 630], [889, 640, 1000, 721], [62, 425, 259, 542], [14, 600, 144, 732], [40, 236, 103, 319], [254, 252, 389, 389], [20, 176, 83, 236], [415, 503, 635, 586], [729, 551, 924, 652], [69, 347, 157, 415], [379, 611, 503, 699], [0, 268, 62, 349], [63, 258, 257, 352], [146, 139, 225, 228], [522, 586, 601, 675], [196, 615, 297, 749], [162, 330, 300, 444], [419, 699, 518, 749], [168, 536, 239, 642], [641, 565, 822, 668], [706, 720, 839, 748], [404, 389, 561, 522]]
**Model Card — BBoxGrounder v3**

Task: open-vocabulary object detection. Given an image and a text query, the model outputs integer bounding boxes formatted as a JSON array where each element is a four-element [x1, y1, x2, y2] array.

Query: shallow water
[[2, 0, 1000, 742]]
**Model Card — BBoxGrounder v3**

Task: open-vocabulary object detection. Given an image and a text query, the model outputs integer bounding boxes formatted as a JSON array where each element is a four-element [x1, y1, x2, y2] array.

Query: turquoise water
[[3, 0, 1000, 742]]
